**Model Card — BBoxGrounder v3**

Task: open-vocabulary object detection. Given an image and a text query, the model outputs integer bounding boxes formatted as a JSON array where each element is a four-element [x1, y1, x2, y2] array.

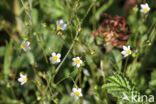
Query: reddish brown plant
[[90, 13, 131, 52]]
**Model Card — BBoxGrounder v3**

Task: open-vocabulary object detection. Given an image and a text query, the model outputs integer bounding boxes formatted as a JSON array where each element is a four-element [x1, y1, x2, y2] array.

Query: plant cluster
[[0, 0, 156, 104]]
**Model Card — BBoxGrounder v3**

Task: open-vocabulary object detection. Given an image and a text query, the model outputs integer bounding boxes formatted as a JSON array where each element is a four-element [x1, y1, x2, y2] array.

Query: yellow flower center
[[57, 25, 62, 30], [126, 50, 131, 55], [52, 56, 58, 61], [144, 7, 148, 12], [75, 59, 80, 64], [74, 91, 80, 97], [23, 77, 27, 83], [21, 44, 26, 49]]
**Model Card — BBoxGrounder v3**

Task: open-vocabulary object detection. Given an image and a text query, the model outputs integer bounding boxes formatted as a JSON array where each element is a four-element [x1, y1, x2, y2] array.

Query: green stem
[[123, 57, 129, 74], [69, 76, 78, 88], [10, 85, 16, 99], [55, 32, 79, 75], [56, 68, 76, 85], [20, 0, 32, 25], [38, 42, 48, 64]]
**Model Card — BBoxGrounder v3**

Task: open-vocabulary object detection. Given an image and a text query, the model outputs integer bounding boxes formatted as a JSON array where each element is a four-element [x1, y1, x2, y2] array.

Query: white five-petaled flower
[[140, 3, 150, 13], [70, 88, 83, 100], [72, 57, 82, 68], [56, 19, 67, 31], [21, 41, 31, 51], [18, 73, 28, 85], [121, 45, 132, 57], [49, 52, 61, 64]]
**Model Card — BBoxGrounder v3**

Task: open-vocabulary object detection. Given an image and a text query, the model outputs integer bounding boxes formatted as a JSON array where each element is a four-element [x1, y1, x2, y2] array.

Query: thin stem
[[32, 66, 55, 102], [56, 76, 69, 85], [38, 42, 48, 64], [46, 77, 54, 97], [55, 32, 79, 75], [20, 0, 32, 25], [123, 57, 129, 74], [55, 1, 94, 75], [69, 76, 78, 88], [78, 70, 81, 88], [56, 69, 75, 85], [10, 85, 16, 99], [81, 1, 95, 24], [93, 1, 96, 31]]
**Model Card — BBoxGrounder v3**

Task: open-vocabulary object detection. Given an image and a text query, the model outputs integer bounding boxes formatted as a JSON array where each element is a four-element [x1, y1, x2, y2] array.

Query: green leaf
[[26, 52, 35, 65], [104, 73, 139, 103], [109, 50, 122, 71], [3, 39, 13, 76], [32, 8, 38, 25], [149, 70, 156, 87]]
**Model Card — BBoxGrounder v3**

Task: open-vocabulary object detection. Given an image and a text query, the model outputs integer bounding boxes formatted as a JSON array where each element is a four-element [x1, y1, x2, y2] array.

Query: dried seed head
[[90, 13, 131, 52]]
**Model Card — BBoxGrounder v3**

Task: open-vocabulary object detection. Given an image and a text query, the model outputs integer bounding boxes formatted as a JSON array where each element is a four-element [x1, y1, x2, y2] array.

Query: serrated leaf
[[104, 73, 139, 103]]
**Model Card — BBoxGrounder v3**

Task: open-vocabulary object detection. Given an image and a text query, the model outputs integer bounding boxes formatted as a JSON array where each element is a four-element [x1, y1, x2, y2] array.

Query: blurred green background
[[0, 0, 156, 104]]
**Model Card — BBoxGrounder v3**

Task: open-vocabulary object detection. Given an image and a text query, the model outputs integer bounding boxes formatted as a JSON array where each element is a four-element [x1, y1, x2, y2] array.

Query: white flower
[[21, 41, 31, 51], [72, 57, 82, 68], [18, 73, 28, 85], [56, 19, 67, 30], [70, 88, 83, 100], [121, 45, 132, 57], [49, 52, 61, 64], [140, 3, 150, 13], [83, 69, 90, 77]]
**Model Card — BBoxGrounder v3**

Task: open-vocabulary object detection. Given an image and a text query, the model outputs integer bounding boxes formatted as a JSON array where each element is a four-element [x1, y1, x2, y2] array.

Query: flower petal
[[124, 54, 128, 58], [76, 57, 80, 60], [80, 60, 82, 64], [52, 60, 56, 64], [72, 88, 77, 92], [20, 74, 26, 78], [21, 82, 25, 85], [121, 51, 126, 55], [145, 3, 148, 7], [72, 58, 76, 61], [57, 53, 61, 58], [140, 9, 144, 12], [49, 57, 52, 61], [26, 41, 30, 46], [140, 4, 145, 8], [123, 46, 128, 50], [57, 59, 61, 63], [74, 96, 79, 100], [25, 46, 31, 51], [70, 92, 74, 96], [52, 52, 56, 56], [59, 19, 64, 24], [78, 88, 81, 93], [76, 64, 80, 68], [18, 78, 22, 82], [72, 62, 76, 66], [79, 93, 83, 97], [62, 24, 67, 30], [22, 41, 26, 44], [56, 21, 59, 25]]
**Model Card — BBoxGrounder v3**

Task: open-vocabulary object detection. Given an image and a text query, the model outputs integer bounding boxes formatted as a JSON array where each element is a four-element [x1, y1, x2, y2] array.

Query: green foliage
[[104, 73, 138, 103], [109, 50, 122, 71], [150, 70, 156, 87], [0, 0, 156, 104]]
